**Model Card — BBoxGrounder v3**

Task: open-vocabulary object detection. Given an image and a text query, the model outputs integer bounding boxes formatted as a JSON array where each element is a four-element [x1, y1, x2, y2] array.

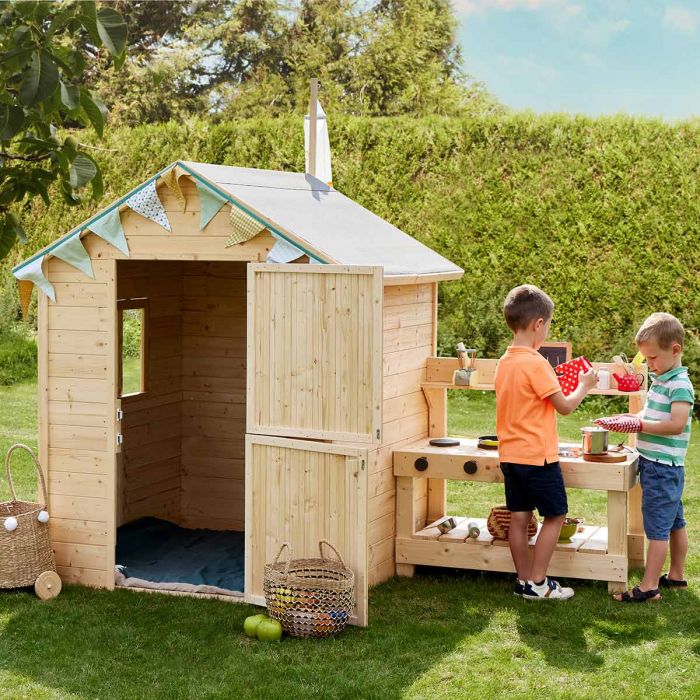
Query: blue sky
[[456, 1, 700, 120]]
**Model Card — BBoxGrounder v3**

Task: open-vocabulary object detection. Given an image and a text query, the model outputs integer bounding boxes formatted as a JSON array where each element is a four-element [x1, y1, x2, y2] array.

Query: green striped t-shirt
[[637, 366, 694, 466]]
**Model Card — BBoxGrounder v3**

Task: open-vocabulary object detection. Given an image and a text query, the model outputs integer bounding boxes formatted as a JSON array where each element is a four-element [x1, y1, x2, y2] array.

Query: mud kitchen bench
[[392, 357, 647, 594]]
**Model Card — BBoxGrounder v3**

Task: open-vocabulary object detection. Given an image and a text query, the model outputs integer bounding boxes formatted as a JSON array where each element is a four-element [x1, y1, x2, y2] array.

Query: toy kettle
[[613, 373, 644, 392]]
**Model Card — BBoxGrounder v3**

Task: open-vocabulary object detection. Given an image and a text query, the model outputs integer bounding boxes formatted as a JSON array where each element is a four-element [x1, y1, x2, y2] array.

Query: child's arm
[[637, 401, 692, 435], [548, 368, 598, 416]]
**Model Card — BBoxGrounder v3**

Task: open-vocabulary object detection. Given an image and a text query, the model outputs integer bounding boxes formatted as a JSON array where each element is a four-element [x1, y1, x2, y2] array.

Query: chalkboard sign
[[538, 342, 572, 369]]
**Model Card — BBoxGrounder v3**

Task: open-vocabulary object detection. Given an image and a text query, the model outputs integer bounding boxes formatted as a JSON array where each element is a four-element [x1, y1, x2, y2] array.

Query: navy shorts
[[500, 461, 568, 518], [639, 455, 686, 541]]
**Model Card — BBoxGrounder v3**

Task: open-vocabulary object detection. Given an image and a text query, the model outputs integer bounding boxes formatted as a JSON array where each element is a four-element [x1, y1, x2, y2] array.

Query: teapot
[[613, 372, 644, 392]]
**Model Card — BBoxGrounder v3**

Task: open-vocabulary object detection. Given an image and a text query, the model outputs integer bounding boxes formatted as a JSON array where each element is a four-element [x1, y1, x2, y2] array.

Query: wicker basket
[[487, 505, 539, 540], [264, 540, 355, 638], [0, 444, 56, 589]]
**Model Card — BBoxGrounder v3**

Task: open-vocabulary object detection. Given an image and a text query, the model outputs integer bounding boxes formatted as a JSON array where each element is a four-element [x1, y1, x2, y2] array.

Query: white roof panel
[[183, 162, 463, 278]]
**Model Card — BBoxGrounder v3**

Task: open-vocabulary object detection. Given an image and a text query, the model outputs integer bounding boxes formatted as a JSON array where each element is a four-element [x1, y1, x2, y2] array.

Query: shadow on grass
[[1, 573, 698, 699], [0, 581, 487, 700]]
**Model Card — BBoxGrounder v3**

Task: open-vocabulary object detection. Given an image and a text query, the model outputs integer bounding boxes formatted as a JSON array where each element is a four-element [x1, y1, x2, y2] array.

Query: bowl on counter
[[559, 517, 584, 542]]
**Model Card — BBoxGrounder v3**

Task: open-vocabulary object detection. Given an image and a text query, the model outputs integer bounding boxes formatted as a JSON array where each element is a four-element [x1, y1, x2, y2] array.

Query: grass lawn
[[1, 382, 698, 699]]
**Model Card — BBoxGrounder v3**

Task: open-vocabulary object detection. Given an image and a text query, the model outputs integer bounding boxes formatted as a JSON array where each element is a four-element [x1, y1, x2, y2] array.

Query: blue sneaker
[[513, 579, 526, 597]]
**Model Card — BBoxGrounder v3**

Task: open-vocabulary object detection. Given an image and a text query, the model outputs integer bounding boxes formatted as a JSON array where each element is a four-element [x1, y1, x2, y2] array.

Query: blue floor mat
[[116, 517, 244, 592]]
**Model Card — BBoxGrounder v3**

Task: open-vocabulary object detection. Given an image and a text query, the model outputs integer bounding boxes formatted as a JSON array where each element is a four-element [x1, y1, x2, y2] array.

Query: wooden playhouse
[[13, 161, 464, 625]]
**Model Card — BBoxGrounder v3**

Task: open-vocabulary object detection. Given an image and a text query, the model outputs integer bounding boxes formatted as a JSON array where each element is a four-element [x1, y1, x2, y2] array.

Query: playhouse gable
[[14, 160, 462, 299]]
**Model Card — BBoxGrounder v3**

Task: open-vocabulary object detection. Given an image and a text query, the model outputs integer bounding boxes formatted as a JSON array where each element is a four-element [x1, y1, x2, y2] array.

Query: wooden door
[[245, 435, 369, 626], [247, 263, 383, 444]]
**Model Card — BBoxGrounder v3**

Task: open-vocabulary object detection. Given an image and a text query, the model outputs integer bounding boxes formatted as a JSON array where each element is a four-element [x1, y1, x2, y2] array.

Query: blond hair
[[635, 312, 685, 350], [503, 285, 554, 332]]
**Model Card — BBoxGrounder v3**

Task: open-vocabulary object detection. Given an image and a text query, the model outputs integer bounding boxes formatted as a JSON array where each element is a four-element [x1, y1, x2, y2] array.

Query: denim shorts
[[500, 461, 568, 518], [639, 455, 686, 540]]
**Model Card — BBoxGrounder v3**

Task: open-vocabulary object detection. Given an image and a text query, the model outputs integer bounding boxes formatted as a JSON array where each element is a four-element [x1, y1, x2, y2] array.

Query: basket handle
[[318, 539, 346, 567], [273, 542, 293, 577], [4, 443, 49, 507]]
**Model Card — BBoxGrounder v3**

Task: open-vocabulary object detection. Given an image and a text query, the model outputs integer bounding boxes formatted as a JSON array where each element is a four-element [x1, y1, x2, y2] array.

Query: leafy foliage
[[0, 325, 36, 385], [0, 0, 126, 259], [89, 0, 499, 125], [6, 113, 700, 381]]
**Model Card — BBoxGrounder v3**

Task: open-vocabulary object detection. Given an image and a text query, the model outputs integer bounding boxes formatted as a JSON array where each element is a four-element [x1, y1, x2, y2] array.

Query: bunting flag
[[13, 256, 55, 302], [267, 237, 305, 264], [162, 166, 187, 211], [86, 208, 130, 256], [17, 280, 33, 320], [304, 99, 333, 185], [125, 180, 171, 231], [195, 180, 227, 230], [226, 204, 266, 247], [53, 233, 94, 278]]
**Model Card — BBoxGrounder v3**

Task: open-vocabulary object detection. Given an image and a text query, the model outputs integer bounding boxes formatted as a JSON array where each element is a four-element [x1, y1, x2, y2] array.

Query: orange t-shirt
[[494, 346, 561, 465]]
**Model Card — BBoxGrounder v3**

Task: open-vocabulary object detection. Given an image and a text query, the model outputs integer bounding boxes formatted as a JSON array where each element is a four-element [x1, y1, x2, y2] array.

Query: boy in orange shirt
[[495, 285, 598, 600]]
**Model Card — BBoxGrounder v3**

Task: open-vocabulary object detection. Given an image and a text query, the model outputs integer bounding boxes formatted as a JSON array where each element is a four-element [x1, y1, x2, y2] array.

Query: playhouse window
[[118, 299, 149, 397]]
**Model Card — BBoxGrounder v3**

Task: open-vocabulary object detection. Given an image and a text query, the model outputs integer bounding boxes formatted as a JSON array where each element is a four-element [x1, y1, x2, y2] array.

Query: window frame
[[117, 297, 149, 400]]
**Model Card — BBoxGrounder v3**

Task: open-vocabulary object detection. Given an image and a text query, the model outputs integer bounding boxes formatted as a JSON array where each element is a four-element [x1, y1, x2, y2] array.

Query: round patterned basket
[[0, 444, 56, 589], [487, 505, 539, 540], [263, 540, 355, 638]]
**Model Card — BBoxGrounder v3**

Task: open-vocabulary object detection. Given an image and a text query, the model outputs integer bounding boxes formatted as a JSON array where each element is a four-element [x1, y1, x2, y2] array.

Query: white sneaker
[[522, 577, 575, 600]]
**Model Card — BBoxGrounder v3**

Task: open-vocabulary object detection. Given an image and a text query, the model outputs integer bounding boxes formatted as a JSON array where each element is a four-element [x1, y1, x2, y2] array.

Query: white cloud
[[663, 6, 699, 35]]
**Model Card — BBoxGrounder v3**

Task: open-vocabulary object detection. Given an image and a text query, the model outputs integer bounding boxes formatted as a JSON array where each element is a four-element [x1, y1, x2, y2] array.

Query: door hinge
[[376, 428, 381, 440], [116, 408, 123, 421], [361, 459, 365, 471], [116, 433, 123, 446]]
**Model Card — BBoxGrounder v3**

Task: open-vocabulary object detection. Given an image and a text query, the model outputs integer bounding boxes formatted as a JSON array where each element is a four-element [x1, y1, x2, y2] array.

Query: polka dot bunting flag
[[124, 180, 172, 231]]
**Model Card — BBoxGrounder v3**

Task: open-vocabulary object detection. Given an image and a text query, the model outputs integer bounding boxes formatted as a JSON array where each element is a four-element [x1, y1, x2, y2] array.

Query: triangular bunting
[[267, 238, 305, 264], [226, 204, 266, 247], [13, 256, 55, 302], [86, 208, 130, 256], [196, 181, 227, 230], [17, 279, 33, 320], [53, 233, 94, 278], [162, 166, 187, 211], [125, 180, 171, 231]]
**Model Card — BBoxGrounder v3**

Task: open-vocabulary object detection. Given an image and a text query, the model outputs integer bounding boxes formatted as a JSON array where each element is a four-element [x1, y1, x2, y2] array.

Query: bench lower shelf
[[397, 515, 630, 588], [414, 517, 608, 553]]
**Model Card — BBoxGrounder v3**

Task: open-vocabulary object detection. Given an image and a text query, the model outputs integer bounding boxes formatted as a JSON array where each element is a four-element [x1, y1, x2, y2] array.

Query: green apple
[[256, 617, 283, 642], [243, 613, 267, 638]]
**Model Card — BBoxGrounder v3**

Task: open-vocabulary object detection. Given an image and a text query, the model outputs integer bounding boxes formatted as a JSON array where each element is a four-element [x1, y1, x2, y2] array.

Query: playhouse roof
[[14, 160, 464, 281]]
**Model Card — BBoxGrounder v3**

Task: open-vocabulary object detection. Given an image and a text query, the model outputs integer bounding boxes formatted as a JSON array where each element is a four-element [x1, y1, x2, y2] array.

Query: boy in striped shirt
[[597, 313, 693, 602]]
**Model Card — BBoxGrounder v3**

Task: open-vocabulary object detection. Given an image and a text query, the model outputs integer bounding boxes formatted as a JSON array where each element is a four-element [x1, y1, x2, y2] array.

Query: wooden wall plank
[[181, 260, 248, 530], [369, 286, 434, 586], [117, 260, 183, 527]]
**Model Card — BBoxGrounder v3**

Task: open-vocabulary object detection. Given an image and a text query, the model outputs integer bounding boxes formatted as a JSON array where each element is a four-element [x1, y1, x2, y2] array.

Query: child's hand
[[594, 414, 643, 433], [578, 368, 598, 392]]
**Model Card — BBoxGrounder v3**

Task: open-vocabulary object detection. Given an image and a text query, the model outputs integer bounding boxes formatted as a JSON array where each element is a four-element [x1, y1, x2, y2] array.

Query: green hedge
[[0, 327, 36, 385], [5, 113, 700, 382]]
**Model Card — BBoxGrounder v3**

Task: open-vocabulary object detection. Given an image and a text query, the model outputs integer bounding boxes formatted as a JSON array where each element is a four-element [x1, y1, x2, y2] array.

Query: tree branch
[[0, 152, 51, 162]]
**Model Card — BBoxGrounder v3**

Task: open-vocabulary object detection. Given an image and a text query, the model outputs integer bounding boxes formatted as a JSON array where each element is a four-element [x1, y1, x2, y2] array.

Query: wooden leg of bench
[[608, 581, 626, 594], [396, 563, 415, 577]]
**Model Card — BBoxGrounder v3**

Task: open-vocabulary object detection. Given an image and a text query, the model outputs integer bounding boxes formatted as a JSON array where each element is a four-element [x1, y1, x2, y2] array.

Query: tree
[[0, 0, 127, 259], [88, 0, 499, 125]]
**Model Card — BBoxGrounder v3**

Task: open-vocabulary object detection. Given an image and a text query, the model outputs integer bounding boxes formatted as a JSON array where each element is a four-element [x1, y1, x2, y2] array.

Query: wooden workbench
[[392, 356, 647, 593]]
